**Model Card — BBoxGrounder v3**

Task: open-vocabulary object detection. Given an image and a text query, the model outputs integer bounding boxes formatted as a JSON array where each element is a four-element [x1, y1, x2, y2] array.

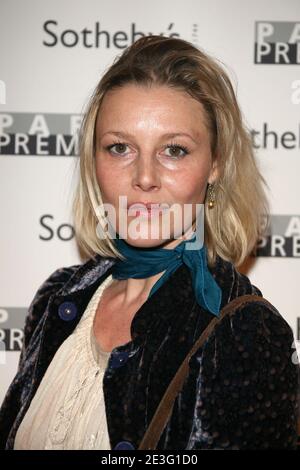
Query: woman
[[0, 35, 299, 450]]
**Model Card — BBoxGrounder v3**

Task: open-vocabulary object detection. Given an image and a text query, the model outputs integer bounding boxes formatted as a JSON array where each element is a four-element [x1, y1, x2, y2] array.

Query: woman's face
[[95, 84, 218, 248]]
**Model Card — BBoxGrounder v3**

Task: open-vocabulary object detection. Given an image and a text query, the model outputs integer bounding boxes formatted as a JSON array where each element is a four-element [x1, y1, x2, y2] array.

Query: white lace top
[[14, 274, 114, 450]]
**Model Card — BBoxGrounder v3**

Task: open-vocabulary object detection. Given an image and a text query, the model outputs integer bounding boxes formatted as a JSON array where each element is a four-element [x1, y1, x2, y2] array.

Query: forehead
[[96, 84, 209, 136]]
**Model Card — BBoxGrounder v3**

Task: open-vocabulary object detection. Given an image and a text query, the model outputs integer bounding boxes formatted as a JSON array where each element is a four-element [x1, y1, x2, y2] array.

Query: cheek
[[96, 157, 114, 182], [165, 168, 209, 204], [95, 160, 127, 201]]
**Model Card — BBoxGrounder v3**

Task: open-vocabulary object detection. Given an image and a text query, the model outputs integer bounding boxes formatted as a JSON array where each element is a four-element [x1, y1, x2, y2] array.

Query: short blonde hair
[[72, 35, 270, 268]]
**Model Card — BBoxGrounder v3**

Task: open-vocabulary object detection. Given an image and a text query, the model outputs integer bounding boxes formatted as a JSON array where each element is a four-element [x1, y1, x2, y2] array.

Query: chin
[[124, 236, 171, 249]]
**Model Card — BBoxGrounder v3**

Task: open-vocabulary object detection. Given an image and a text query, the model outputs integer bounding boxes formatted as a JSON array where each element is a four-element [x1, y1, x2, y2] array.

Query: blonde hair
[[72, 35, 270, 268]]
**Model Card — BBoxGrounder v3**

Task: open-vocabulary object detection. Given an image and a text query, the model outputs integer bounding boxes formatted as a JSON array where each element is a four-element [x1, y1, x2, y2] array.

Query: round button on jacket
[[110, 351, 130, 369], [113, 440, 135, 450], [58, 301, 78, 321]]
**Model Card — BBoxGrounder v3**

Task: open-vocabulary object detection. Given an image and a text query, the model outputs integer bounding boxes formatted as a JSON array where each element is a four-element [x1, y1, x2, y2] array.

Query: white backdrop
[[0, 0, 299, 404]]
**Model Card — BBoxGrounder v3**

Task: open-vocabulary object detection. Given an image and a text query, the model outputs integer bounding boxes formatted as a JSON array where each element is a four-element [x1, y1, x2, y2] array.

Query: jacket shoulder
[[18, 263, 81, 368], [200, 297, 296, 373], [220, 297, 294, 346]]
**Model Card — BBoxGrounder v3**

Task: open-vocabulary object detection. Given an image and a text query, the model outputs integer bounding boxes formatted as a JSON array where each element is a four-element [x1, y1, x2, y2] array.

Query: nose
[[131, 153, 161, 192]]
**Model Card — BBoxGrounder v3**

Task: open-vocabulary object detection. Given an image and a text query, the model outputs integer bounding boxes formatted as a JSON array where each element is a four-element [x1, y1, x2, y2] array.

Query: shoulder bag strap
[[138, 294, 282, 450]]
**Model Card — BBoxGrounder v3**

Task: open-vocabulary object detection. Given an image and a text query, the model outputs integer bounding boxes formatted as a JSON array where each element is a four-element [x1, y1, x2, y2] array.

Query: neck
[[111, 233, 190, 304], [112, 269, 167, 305]]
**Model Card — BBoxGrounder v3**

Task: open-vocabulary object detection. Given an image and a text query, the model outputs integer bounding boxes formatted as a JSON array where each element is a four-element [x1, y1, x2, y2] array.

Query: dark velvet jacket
[[0, 253, 299, 450]]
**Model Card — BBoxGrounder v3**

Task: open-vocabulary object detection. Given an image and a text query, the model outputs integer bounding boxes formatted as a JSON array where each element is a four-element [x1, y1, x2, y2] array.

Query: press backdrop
[[0, 0, 299, 404]]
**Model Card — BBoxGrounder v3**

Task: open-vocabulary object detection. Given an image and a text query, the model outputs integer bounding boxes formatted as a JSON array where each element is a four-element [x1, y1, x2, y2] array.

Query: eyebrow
[[100, 130, 198, 143]]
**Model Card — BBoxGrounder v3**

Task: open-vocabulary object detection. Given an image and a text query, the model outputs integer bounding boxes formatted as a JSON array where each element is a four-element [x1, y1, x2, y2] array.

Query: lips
[[128, 202, 161, 210], [127, 202, 168, 217]]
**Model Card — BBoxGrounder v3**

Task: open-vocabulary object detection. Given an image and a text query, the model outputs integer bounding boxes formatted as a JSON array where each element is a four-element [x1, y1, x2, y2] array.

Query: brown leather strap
[[138, 294, 280, 450]]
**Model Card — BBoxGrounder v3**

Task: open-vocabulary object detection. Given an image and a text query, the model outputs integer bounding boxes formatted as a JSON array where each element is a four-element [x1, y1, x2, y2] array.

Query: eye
[[104, 140, 130, 156], [104, 139, 190, 159], [163, 142, 190, 159]]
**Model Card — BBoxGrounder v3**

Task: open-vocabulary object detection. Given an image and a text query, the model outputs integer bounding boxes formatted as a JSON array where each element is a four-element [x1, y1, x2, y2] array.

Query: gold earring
[[207, 183, 216, 209]]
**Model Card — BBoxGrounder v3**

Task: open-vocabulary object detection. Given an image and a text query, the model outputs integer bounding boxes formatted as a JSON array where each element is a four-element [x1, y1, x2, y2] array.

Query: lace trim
[[47, 273, 114, 448], [74, 273, 113, 367]]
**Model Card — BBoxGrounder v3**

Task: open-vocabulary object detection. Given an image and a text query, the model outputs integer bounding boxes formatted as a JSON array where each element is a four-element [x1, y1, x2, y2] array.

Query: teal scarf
[[111, 233, 222, 316]]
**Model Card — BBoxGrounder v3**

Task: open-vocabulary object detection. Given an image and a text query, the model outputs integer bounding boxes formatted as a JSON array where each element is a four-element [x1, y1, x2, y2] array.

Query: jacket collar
[[57, 255, 115, 296], [54, 250, 261, 317]]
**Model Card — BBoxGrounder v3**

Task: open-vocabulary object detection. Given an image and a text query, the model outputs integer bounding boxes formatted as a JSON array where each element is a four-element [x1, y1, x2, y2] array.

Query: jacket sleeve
[[187, 300, 299, 450], [17, 265, 81, 370], [0, 264, 80, 449]]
